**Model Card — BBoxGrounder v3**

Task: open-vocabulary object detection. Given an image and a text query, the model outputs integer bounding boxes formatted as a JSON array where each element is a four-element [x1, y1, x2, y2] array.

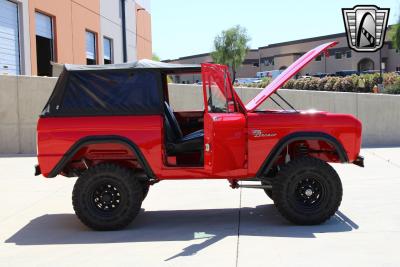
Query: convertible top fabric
[[42, 60, 200, 117], [64, 59, 201, 72]]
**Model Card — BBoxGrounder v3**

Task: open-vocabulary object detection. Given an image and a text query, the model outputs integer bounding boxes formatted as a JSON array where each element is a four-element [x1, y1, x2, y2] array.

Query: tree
[[151, 53, 173, 83], [389, 12, 400, 52], [152, 53, 161, 61], [211, 25, 250, 83]]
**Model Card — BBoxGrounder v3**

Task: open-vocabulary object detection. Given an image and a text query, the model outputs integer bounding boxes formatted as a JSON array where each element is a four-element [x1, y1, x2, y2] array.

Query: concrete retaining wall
[[0, 75, 57, 154], [0, 75, 399, 154]]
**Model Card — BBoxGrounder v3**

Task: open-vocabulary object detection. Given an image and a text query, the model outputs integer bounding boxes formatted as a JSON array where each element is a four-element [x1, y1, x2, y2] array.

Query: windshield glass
[[207, 82, 228, 112], [202, 63, 235, 113]]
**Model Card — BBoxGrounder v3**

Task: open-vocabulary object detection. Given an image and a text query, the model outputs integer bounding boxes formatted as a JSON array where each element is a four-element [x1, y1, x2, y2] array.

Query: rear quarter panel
[[37, 116, 163, 177]]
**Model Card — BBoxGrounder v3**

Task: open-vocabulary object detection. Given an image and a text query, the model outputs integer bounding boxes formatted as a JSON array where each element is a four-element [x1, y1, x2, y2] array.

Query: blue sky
[[152, 0, 399, 60]]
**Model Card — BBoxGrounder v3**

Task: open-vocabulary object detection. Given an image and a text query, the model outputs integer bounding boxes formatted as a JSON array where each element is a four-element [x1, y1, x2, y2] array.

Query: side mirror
[[227, 101, 235, 113]]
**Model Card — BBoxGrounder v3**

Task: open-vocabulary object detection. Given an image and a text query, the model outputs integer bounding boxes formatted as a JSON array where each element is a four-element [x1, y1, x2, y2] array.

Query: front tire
[[72, 163, 143, 230], [272, 157, 342, 225], [141, 182, 150, 200]]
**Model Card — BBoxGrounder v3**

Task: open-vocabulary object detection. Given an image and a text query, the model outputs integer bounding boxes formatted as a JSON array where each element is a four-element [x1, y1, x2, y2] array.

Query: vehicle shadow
[[5, 205, 358, 259]]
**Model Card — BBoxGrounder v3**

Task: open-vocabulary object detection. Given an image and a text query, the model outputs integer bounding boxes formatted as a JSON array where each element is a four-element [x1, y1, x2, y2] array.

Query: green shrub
[[236, 72, 400, 95], [341, 76, 354, 92], [317, 77, 329, 91], [260, 77, 272, 88], [356, 77, 365, 91], [385, 87, 400, 94], [324, 77, 339, 91], [261, 77, 271, 83], [384, 78, 400, 94], [294, 79, 305, 90], [312, 78, 320, 90], [384, 72, 400, 87], [283, 79, 295, 89], [332, 79, 342, 91]]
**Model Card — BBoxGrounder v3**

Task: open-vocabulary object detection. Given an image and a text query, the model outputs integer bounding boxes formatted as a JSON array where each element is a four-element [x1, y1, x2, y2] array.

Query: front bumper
[[353, 156, 364, 167]]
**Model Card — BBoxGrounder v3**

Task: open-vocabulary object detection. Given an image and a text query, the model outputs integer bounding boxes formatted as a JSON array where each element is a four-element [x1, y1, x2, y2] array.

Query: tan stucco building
[[258, 32, 399, 76], [165, 29, 400, 83], [0, 0, 152, 76]]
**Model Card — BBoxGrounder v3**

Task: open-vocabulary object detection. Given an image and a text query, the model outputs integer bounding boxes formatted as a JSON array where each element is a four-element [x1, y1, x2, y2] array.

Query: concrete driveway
[[0, 147, 399, 267]]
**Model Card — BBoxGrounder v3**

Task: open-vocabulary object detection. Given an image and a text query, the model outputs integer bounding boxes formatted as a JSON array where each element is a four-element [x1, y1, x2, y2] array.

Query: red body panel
[[246, 110, 361, 176], [203, 113, 247, 176], [37, 116, 163, 177]]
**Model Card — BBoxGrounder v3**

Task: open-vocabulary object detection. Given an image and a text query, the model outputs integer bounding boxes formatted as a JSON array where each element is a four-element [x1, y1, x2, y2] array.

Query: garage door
[[0, 0, 20, 75]]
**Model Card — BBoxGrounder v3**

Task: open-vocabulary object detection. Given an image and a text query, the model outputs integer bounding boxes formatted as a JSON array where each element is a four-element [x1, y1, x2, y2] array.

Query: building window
[[396, 66, 400, 71], [346, 51, 352, 58], [86, 31, 97, 65], [103, 37, 113, 64], [263, 57, 274, 66], [335, 52, 342, 59], [35, 12, 54, 76], [0, 0, 20, 75], [315, 55, 322, 61]]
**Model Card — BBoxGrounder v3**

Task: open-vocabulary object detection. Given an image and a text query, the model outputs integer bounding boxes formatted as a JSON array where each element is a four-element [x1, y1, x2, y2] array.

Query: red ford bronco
[[35, 42, 363, 230]]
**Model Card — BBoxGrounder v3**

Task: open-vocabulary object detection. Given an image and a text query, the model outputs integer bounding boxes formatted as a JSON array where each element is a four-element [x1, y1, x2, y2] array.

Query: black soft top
[[64, 59, 201, 73], [42, 60, 201, 117]]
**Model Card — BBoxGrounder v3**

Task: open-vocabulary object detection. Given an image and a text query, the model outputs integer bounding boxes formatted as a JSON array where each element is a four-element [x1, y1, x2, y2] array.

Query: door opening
[[162, 72, 205, 167], [35, 12, 54, 76]]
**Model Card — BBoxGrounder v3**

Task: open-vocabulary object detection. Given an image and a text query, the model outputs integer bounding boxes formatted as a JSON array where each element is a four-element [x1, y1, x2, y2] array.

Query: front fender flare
[[256, 132, 349, 177]]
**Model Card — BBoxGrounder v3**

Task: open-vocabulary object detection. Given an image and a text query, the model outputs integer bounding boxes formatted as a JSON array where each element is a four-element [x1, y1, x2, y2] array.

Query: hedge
[[236, 73, 400, 94]]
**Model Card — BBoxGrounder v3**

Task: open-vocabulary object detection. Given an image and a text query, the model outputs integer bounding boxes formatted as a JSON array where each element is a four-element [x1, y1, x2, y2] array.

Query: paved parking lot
[[0, 147, 400, 267]]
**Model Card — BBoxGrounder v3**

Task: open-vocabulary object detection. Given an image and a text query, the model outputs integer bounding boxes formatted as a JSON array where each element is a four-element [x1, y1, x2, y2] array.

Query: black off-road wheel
[[262, 167, 278, 201], [141, 183, 150, 200], [72, 163, 143, 231], [272, 157, 342, 225]]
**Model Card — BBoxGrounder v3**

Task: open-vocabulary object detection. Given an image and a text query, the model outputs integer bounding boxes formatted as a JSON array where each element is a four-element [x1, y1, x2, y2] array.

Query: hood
[[245, 41, 338, 112]]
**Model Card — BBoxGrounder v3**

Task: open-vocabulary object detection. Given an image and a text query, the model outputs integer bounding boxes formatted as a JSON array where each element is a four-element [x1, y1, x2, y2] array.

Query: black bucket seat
[[164, 102, 204, 155]]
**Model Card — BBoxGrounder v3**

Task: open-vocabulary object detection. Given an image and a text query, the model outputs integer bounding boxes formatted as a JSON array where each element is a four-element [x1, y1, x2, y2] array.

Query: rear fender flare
[[256, 132, 348, 177], [47, 135, 155, 179]]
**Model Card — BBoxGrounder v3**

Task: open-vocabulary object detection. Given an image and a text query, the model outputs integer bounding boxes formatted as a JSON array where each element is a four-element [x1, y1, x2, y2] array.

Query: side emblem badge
[[252, 130, 277, 138]]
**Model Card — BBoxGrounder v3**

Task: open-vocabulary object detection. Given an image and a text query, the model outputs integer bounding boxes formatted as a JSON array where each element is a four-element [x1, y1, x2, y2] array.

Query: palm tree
[[211, 25, 250, 84]]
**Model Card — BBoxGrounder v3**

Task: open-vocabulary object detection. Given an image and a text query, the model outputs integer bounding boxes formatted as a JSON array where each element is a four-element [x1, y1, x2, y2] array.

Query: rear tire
[[72, 163, 143, 231], [272, 157, 342, 225]]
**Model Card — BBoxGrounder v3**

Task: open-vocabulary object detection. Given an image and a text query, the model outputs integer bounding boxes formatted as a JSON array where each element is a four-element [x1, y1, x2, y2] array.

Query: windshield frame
[[201, 63, 246, 114]]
